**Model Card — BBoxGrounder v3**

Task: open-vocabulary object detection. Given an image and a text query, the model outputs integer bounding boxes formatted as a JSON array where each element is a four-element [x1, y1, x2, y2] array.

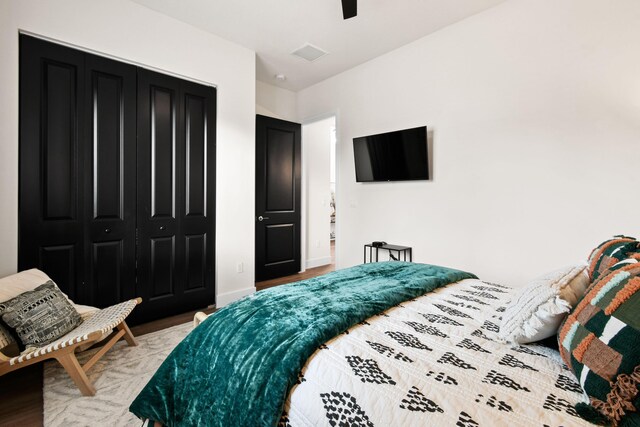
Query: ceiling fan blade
[[342, 0, 357, 19]]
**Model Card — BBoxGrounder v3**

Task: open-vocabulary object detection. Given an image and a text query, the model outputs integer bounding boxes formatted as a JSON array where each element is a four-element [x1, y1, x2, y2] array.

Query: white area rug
[[43, 322, 192, 426]]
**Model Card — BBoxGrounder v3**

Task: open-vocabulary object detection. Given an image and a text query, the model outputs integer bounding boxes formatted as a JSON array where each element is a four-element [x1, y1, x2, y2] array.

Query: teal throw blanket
[[130, 261, 476, 426]]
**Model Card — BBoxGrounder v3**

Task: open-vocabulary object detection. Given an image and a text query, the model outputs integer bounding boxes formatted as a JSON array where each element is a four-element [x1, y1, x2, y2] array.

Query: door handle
[[257, 216, 270, 222]]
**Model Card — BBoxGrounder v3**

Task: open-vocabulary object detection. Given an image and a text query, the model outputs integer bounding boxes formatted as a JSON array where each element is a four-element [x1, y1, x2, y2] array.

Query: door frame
[[300, 110, 341, 273]]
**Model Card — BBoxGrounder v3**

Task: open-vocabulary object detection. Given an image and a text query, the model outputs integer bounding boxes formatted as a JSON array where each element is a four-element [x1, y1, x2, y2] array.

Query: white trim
[[306, 256, 333, 269], [216, 287, 256, 308], [333, 111, 341, 269], [18, 30, 217, 88], [300, 124, 307, 273], [301, 111, 339, 125]]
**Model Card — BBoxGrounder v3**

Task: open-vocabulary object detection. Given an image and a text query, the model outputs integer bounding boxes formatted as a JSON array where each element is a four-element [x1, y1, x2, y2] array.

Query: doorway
[[302, 115, 337, 271], [254, 114, 336, 291]]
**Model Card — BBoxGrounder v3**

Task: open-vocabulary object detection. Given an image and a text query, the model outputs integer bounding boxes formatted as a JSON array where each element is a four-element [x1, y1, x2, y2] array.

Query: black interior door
[[135, 69, 216, 323], [255, 115, 301, 281]]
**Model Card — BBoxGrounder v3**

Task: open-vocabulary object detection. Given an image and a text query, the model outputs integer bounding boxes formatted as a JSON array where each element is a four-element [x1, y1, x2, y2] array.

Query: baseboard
[[216, 286, 256, 308], [306, 256, 333, 269]]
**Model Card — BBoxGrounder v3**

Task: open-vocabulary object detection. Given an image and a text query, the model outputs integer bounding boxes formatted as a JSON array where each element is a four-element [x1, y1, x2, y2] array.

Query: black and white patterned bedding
[[281, 278, 590, 426]]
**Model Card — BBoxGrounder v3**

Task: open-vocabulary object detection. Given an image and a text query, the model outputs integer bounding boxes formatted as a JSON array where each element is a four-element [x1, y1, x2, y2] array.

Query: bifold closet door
[[83, 54, 137, 307], [20, 35, 216, 322], [135, 69, 216, 323], [19, 36, 87, 302], [19, 35, 136, 306]]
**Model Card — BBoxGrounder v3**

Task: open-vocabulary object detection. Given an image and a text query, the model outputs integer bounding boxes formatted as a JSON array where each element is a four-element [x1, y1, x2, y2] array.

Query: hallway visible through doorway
[[303, 115, 336, 271]]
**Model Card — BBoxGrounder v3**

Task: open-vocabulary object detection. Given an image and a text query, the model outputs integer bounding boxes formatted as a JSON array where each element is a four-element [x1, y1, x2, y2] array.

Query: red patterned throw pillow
[[559, 237, 640, 426]]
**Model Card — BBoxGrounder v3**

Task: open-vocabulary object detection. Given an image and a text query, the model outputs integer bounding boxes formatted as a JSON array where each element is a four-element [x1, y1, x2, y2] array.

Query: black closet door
[[20, 36, 215, 323], [135, 69, 215, 322], [83, 54, 137, 307], [19, 35, 137, 306], [19, 36, 87, 302]]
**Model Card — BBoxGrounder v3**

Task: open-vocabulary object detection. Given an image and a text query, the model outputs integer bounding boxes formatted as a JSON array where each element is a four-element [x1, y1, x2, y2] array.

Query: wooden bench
[[0, 269, 141, 396]]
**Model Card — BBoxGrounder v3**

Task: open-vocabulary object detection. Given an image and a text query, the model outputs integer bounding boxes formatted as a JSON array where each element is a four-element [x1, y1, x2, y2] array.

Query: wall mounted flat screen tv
[[353, 126, 428, 182]]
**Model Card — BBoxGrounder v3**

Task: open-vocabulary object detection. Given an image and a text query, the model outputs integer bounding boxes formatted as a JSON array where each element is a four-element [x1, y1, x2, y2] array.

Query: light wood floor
[[0, 244, 335, 426]]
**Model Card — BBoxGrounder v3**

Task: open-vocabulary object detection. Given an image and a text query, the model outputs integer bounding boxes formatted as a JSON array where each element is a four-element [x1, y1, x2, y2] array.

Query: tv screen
[[353, 126, 428, 182]]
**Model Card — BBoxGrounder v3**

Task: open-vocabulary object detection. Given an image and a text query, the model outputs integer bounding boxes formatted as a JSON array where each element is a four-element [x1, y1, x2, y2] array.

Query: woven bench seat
[[8, 299, 139, 366]]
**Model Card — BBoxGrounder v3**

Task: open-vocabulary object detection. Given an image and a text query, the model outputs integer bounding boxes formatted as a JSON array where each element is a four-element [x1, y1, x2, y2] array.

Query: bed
[[280, 277, 589, 427], [129, 260, 600, 427]]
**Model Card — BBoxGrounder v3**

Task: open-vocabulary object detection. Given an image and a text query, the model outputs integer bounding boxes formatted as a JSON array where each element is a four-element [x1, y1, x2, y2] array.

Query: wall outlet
[[236, 262, 244, 273], [316, 240, 321, 248]]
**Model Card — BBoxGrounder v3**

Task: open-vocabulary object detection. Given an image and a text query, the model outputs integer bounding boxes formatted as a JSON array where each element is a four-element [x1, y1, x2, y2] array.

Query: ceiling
[[131, 0, 507, 91]]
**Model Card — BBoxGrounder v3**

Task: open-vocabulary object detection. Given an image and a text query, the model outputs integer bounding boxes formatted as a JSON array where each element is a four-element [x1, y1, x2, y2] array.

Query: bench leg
[[56, 352, 96, 396], [117, 321, 138, 347]]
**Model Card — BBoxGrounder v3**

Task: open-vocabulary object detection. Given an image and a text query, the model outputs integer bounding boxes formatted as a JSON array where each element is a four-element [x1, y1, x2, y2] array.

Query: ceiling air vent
[[291, 44, 328, 62]]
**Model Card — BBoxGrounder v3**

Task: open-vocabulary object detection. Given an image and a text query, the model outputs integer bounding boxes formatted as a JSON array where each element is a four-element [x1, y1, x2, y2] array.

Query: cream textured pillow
[[498, 263, 589, 344]]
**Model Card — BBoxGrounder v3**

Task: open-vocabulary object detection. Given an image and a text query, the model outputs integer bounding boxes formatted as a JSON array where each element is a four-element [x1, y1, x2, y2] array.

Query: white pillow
[[498, 263, 590, 344]]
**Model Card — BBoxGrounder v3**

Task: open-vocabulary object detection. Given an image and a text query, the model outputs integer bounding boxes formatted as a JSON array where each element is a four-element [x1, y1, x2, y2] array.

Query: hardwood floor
[[256, 262, 335, 291], [0, 364, 42, 427], [256, 241, 335, 291], [0, 244, 335, 426]]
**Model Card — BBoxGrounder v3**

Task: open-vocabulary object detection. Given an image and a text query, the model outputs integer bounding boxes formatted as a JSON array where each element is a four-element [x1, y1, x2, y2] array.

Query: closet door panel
[[92, 72, 123, 219], [43, 62, 78, 220], [181, 81, 215, 304], [150, 87, 176, 218], [85, 54, 137, 307], [39, 245, 77, 293], [136, 69, 183, 321], [185, 94, 206, 217], [19, 35, 85, 301], [185, 234, 206, 291], [91, 241, 123, 304], [149, 236, 175, 298]]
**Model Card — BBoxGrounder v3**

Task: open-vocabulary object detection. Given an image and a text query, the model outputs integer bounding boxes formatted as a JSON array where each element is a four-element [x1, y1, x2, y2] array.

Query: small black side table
[[364, 244, 412, 263]]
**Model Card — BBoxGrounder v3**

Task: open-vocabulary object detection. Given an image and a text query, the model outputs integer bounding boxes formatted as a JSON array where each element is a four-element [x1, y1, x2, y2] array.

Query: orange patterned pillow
[[558, 254, 640, 426], [587, 236, 639, 282]]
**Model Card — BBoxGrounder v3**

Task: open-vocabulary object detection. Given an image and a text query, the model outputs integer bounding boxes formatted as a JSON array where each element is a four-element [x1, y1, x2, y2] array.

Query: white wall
[[0, 0, 257, 306], [303, 117, 334, 268], [297, 0, 640, 286], [256, 80, 298, 122]]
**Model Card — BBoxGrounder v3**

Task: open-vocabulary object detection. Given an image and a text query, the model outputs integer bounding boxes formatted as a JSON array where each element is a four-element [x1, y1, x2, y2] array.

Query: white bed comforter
[[282, 278, 590, 427]]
